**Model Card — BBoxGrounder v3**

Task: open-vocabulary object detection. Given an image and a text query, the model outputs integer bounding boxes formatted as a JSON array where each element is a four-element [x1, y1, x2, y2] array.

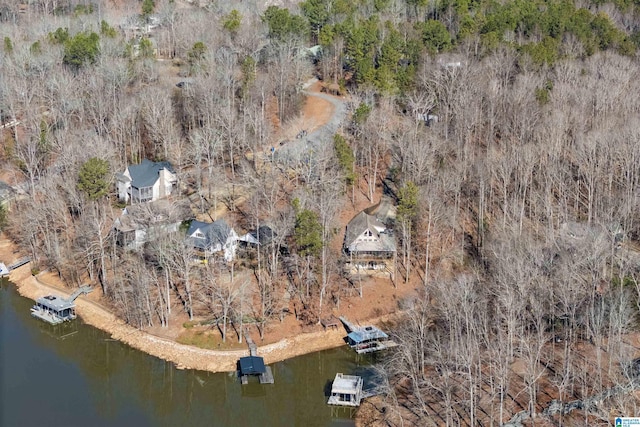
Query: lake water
[[0, 280, 375, 427]]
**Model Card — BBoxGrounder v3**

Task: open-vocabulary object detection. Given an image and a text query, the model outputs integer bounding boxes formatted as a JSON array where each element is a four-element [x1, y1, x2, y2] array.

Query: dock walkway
[[1, 257, 32, 277], [67, 285, 93, 302], [244, 331, 258, 357], [8, 257, 31, 270], [239, 328, 274, 384], [339, 316, 358, 333]]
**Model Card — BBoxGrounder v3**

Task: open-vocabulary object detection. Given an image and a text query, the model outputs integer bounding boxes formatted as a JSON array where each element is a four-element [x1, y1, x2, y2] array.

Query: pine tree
[[78, 158, 110, 201]]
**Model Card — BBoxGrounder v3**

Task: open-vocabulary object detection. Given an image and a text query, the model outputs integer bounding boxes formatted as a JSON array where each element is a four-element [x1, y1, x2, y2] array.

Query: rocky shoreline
[[6, 260, 349, 372]]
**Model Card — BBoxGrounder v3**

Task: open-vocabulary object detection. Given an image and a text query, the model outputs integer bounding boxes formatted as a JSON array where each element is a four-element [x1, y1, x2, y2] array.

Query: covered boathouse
[[31, 295, 76, 325], [327, 373, 364, 407], [347, 326, 391, 354], [238, 356, 274, 385], [30, 285, 92, 325]]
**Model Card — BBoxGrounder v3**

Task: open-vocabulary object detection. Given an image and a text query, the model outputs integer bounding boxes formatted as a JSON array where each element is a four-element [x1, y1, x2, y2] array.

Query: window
[[364, 230, 373, 237], [133, 186, 153, 203]]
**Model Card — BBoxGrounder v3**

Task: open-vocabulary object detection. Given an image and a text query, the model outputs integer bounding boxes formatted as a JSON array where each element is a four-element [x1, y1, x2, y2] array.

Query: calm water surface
[[0, 280, 373, 427]]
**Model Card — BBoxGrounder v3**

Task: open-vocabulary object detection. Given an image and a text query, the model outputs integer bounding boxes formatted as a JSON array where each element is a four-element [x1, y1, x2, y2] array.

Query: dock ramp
[[66, 285, 93, 303]]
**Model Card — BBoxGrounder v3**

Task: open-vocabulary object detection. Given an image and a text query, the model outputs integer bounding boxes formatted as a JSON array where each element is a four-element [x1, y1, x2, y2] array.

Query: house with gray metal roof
[[116, 159, 177, 204], [186, 219, 238, 261]]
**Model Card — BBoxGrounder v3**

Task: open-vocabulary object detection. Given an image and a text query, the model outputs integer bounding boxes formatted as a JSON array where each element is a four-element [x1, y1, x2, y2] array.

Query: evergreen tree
[[100, 20, 118, 38], [334, 134, 356, 186], [293, 199, 323, 257], [142, 0, 155, 17], [419, 20, 451, 54], [3, 36, 12, 54], [397, 181, 419, 225], [223, 9, 242, 35], [78, 158, 110, 201], [49, 27, 69, 44], [300, 0, 329, 38], [262, 6, 309, 42], [63, 32, 100, 69]]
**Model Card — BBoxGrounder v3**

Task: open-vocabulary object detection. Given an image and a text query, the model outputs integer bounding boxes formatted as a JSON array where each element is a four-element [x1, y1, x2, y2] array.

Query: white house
[[116, 159, 177, 204], [186, 219, 238, 262]]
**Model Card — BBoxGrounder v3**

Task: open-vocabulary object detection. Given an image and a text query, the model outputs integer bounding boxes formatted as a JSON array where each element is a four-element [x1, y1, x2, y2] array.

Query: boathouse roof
[[331, 373, 362, 394], [239, 356, 266, 376], [347, 326, 388, 344], [36, 295, 74, 311]]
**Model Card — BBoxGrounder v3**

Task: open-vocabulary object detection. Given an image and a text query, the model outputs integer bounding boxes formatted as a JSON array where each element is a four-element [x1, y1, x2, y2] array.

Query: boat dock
[[328, 373, 363, 407], [327, 370, 387, 408], [339, 316, 398, 354], [238, 330, 274, 385], [31, 285, 93, 325]]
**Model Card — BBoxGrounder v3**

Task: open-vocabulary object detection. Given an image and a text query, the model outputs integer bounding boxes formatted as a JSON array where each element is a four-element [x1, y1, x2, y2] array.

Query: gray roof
[[114, 200, 178, 232], [239, 356, 266, 375], [331, 374, 362, 394], [35, 295, 74, 311], [238, 225, 276, 245], [128, 159, 175, 189], [345, 211, 386, 247], [345, 211, 396, 253], [187, 219, 233, 250], [347, 326, 388, 344]]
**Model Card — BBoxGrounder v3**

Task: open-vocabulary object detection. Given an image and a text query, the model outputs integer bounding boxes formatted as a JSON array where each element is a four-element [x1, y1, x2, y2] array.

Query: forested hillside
[[2, 0, 640, 425]]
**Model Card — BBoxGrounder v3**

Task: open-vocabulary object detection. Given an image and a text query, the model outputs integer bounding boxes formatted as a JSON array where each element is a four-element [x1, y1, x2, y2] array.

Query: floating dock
[[327, 373, 364, 407], [30, 285, 92, 325]]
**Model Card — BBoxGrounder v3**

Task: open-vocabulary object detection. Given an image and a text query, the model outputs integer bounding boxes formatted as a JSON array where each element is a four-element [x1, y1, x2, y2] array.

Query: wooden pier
[[240, 369, 274, 385], [8, 257, 31, 270], [0, 256, 32, 277], [244, 331, 258, 357]]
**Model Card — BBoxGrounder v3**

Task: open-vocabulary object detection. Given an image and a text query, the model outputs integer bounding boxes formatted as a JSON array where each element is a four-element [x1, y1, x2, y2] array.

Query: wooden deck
[[31, 308, 72, 325], [259, 366, 274, 384], [321, 316, 341, 330]]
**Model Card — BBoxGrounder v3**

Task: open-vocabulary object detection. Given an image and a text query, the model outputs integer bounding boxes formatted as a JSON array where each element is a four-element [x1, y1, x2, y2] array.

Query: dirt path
[[274, 78, 348, 164]]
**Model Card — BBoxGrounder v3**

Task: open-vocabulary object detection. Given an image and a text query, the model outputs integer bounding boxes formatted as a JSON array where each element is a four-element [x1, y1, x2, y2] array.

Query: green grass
[[176, 328, 246, 350]]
